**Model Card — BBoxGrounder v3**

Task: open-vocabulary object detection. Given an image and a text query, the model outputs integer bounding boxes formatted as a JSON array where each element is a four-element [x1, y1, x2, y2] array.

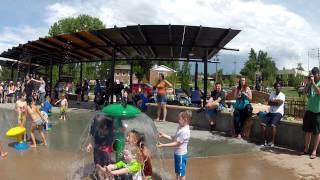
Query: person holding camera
[[233, 76, 252, 139], [301, 67, 320, 159]]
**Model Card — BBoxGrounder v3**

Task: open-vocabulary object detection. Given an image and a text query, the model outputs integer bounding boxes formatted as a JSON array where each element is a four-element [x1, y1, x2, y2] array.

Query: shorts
[[41, 111, 48, 120], [174, 153, 188, 177], [60, 106, 66, 115], [260, 113, 282, 127], [206, 104, 224, 118], [303, 111, 320, 134], [34, 119, 45, 126], [94, 146, 112, 166], [206, 109, 218, 117], [156, 95, 167, 105]]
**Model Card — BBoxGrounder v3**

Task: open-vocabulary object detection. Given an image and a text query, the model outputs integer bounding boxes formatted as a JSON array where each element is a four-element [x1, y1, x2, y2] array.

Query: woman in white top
[[7, 81, 16, 103], [32, 77, 46, 106]]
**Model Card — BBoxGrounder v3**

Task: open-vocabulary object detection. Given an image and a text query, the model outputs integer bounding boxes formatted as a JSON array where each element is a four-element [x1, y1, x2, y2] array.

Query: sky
[[0, 0, 320, 74]]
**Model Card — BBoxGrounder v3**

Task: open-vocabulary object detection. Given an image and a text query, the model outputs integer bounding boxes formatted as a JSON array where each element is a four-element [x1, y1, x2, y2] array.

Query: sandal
[[310, 154, 317, 159]]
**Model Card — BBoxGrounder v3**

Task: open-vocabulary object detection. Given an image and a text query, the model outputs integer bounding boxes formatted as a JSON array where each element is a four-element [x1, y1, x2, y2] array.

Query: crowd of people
[[1, 68, 320, 179], [196, 67, 320, 161]]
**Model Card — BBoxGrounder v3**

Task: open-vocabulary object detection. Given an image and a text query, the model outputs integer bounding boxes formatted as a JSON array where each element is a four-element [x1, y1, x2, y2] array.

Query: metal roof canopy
[[0, 25, 240, 66]]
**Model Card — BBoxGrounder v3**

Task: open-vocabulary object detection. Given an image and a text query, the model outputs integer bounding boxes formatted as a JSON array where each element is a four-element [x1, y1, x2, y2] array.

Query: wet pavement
[[0, 103, 300, 179]]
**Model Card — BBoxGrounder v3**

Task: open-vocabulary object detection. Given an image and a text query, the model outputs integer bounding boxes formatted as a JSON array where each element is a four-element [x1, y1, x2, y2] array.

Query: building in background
[[277, 68, 308, 86], [114, 65, 137, 85], [148, 65, 177, 85]]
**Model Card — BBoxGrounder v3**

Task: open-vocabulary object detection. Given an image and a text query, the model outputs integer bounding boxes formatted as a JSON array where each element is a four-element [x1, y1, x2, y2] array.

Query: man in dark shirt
[[206, 82, 225, 131], [24, 75, 34, 103]]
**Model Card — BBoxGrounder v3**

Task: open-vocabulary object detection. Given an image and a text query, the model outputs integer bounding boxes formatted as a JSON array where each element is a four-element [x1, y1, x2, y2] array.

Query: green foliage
[[97, 61, 112, 80], [166, 73, 179, 89], [289, 74, 304, 90], [216, 68, 223, 83], [133, 58, 154, 82], [178, 62, 191, 91], [0, 66, 11, 81], [224, 74, 237, 87], [240, 48, 278, 86], [48, 14, 105, 36], [296, 63, 304, 71]]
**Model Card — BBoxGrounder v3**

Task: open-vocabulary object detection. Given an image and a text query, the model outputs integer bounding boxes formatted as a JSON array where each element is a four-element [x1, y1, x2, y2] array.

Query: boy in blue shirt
[[137, 91, 149, 112], [42, 96, 52, 114]]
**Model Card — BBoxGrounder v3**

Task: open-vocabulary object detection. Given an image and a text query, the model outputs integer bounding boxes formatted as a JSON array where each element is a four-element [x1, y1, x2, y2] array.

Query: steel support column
[[109, 48, 116, 104], [130, 60, 133, 91], [10, 65, 14, 80], [203, 49, 208, 107], [49, 58, 53, 97], [80, 63, 83, 83], [194, 62, 198, 88]]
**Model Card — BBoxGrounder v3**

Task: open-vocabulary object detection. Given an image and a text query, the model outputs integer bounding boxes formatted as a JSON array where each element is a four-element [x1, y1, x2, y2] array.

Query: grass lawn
[[282, 87, 299, 97]]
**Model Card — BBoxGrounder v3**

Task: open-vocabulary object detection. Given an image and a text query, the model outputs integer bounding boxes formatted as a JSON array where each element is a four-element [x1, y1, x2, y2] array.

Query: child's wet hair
[[128, 129, 146, 148], [180, 110, 192, 122]]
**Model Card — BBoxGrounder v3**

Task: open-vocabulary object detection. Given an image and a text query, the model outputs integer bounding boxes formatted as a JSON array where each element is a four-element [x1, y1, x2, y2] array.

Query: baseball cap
[[311, 67, 320, 75]]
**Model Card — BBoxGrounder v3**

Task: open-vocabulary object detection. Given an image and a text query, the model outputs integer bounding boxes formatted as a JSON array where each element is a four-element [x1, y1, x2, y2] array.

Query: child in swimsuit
[[26, 97, 48, 148], [126, 130, 153, 180], [86, 114, 114, 180], [16, 93, 27, 128], [55, 94, 68, 121], [16, 93, 28, 141], [97, 144, 143, 180]]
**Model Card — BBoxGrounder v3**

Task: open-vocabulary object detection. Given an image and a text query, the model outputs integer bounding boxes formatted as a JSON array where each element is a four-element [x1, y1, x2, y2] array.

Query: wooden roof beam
[[71, 33, 113, 57], [54, 36, 103, 59], [137, 24, 156, 57]]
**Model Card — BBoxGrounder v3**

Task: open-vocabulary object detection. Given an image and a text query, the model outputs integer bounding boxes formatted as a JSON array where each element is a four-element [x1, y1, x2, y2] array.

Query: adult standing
[[75, 81, 82, 104], [260, 82, 285, 147], [0, 82, 3, 103], [302, 67, 320, 159], [24, 74, 34, 104], [7, 81, 16, 103], [16, 81, 22, 100], [82, 79, 89, 102], [233, 76, 252, 139], [155, 74, 172, 122], [32, 77, 46, 106]]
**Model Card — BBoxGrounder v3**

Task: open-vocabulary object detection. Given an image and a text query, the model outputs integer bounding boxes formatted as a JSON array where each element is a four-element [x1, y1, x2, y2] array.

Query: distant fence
[[284, 99, 306, 118]]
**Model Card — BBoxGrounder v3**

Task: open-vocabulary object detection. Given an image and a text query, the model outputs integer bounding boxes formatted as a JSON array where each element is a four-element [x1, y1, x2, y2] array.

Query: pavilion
[[0, 24, 240, 105]]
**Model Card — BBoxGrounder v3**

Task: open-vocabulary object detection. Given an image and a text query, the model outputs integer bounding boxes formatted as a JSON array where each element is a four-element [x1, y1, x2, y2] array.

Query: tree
[[224, 74, 237, 87], [166, 72, 179, 90], [240, 48, 278, 86], [0, 66, 11, 81], [296, 62, 304, 71], [216, 69, 223, 84], [48, 14, 105, 36], [178, 62, 191, 91], [132, 58, 154, 82]]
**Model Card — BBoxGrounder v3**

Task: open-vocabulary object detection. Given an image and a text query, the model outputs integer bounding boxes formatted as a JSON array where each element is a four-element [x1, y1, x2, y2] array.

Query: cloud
[[0, 0, 317, 73], [43, 0, 319, 72], [0, 26, 47, 58]]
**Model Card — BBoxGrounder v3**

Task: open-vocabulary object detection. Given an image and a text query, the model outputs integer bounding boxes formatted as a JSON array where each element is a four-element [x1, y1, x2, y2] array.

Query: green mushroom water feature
[[101, 103, 141, 162]]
